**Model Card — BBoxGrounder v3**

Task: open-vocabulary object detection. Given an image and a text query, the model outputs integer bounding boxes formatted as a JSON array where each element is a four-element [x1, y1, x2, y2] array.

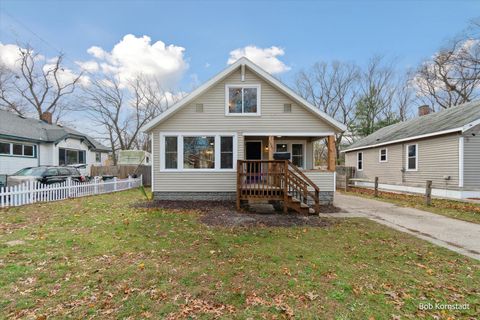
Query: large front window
[[183, 136, 215, 169], [226, 85, 260, 115], [161, 133, 236, 171], [59, 148, 86, 165]]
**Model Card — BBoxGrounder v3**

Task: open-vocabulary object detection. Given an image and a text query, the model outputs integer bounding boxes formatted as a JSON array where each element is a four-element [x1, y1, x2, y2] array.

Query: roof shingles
[[345, 100, 480, 151], [0, 110, 110, 151]]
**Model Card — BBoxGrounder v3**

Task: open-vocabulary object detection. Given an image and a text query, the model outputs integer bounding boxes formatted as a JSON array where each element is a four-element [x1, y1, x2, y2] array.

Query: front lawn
[[0, 190, 478, 319], [342, 187, 480, 225]]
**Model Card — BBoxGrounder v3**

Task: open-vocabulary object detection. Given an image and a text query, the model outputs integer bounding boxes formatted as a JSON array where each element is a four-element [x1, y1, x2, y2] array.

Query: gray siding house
[[343, 102, 480, 199], [143, 58, 346, 208], [0, 110, 110, 175]]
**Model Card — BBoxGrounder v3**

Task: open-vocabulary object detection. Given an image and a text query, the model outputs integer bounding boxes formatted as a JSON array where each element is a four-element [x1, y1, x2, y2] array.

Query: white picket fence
[[0, 176, 142, 208]]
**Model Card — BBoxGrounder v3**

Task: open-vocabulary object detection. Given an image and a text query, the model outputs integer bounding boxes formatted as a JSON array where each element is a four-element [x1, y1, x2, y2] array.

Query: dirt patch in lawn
[[134, 200, 336, 227]]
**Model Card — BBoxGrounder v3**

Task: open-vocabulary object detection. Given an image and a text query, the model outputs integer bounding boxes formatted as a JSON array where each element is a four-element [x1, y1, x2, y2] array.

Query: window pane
[[184, 136, 215, 169], [292, 144, 303, 156], [292, 156, 303, 167], [13, 144, 22, 155], [243, 88, 257, 113], [0, 142, 10, 154], [221, 136, 233, 152], [165, 137, 177, 152], [66, 150, 78, 165], [79, 151, 86, 164], [408, 157, 416, 169], [358, 161, 363, 170], [59, 148, 66, 165], [24, 145, 34, 156], [276, 144, 288, 152], [221, 136, 233, 169], [408, 145, 416, 157], [165, 136, 178, 169], [228, 88, 242, 113], [358, 153, 362, 161], [95, 152, 101, 162]]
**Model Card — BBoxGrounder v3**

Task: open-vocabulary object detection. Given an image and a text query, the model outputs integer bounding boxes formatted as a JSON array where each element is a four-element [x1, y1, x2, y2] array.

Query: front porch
[[238, 134, 337, 214]]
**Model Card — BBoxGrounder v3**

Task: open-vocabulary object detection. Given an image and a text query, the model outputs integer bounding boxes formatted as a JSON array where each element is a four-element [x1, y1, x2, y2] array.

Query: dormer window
[[225, 84, 261, 116]]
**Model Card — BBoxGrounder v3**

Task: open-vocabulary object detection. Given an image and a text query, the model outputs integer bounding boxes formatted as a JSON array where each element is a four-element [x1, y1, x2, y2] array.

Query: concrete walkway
[[329, 193, 480, 261]]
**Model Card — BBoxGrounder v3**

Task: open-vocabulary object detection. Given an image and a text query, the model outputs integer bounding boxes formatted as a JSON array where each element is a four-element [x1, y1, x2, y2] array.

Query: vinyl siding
[[303, 171, 335, 191], [345, 133, 461, 189], [151, 66, 337, 192], [464, 133, 480, 189]]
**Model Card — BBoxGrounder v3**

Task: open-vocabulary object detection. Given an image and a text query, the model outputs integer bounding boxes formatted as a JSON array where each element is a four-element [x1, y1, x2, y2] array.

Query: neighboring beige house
[[343, 102, 480, 199], [143, 57, 346, 210], [117, 150, 151, 165]]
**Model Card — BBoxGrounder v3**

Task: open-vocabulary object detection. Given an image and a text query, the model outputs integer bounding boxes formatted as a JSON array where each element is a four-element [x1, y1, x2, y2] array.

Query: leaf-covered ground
[[343, 187, 480, 225], [0, 190, 479, 319]]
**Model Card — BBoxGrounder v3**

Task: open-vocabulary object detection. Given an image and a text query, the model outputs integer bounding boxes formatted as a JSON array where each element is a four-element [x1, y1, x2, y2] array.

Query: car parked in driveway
[[7, 166, 85, 187]]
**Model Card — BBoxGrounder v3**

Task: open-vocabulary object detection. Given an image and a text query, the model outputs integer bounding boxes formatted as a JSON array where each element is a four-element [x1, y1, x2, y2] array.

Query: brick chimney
[[418, 105, 432, 117], [40, 112, 53, 124]]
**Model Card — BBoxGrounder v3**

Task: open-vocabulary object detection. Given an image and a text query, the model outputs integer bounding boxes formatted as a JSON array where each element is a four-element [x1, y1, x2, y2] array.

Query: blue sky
[[1, 0, 479, 90]]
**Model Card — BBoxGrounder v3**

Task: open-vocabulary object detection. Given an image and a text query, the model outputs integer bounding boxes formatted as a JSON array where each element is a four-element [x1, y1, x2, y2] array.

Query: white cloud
[[75, 60, 99, 72], [81, 34, 188, 88], [0, 43, 26, 70], [227, 45, 290, 74]]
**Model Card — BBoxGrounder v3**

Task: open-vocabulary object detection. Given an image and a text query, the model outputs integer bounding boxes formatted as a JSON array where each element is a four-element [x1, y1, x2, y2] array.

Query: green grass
[[0, 189, 479, 319], [342, 187, 480, 225]]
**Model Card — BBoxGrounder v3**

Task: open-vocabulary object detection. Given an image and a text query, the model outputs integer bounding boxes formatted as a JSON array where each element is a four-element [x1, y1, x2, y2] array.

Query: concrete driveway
[[331, 193, 480, 261]]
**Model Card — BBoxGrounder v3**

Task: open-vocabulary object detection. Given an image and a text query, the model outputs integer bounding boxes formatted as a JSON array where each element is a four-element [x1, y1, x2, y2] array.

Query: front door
[[245, 141, 262, 183]]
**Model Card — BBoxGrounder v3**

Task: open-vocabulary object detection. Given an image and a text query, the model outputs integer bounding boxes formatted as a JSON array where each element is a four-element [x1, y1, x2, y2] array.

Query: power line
[[1, 9, 98, 77]]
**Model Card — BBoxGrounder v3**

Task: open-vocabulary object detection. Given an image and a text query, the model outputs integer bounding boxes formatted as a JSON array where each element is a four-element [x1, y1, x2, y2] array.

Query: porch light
[[265, 146, 269, 151]]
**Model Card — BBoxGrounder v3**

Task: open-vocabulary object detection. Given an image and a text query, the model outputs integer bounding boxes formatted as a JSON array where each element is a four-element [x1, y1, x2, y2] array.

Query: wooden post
[[425, 180, 432, 206], [327, 135, 336, 172], [268, 136, 275, 160], [236, 160, 241, 211], [268, 136, 276, 186], [374, 177, 379, 197]]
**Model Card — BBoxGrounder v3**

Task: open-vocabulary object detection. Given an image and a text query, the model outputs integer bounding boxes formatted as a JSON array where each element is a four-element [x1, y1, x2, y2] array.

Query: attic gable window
[[225, 84, 261, 116]]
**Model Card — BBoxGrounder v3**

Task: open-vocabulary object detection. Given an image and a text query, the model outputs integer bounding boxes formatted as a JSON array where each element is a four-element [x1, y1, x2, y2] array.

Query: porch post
[[268, 136, 275, 160], [327, 135, 336, 172]]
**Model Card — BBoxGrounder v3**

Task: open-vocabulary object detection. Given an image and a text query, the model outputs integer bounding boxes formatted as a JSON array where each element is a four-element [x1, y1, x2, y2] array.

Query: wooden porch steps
[[237, 160, 321, 215]]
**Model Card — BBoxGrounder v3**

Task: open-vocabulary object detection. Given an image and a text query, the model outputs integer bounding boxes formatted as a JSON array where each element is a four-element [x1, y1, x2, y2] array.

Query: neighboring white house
[[0, 110, 110, 175], [117, 150, 151, 165], [143, 57, 346, 210]]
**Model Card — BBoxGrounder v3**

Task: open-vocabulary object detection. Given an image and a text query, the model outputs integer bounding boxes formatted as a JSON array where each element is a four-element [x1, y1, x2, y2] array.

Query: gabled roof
[[142, 57, 347, 133], [0, 110, 110, 151], [343, 100, 480, 152]]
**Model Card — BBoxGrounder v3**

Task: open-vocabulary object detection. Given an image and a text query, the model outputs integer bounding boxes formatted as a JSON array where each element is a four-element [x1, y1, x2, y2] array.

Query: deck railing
[[236, 160, 320, 213]]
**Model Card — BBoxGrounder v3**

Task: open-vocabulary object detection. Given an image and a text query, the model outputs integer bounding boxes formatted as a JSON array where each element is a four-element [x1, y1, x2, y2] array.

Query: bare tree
[[0, 45, 83, 122], [84, 75, 180, 163], [413, 22, 480, 110], [355, 56, 399, 137], [295, 61, 360, 163]]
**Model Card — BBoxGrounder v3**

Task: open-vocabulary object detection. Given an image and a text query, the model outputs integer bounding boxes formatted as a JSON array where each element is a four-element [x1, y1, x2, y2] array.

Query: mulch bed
[[134, 200, 337, 227]]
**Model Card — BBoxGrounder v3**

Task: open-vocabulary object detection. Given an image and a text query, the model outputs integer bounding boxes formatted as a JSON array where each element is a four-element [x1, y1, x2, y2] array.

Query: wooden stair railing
[[236, 160, 321, 214]]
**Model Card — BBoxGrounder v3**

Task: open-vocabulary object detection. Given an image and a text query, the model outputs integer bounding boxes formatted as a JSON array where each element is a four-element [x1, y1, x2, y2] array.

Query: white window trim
[[405, 143, 419, 171], [275, 140, 307, 169], [225, 84, 261, 116], [357, 152, 363, 171], [0, 140, 37, 158], [379, 148, 388, 163], [160, 132, 237, 172]]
